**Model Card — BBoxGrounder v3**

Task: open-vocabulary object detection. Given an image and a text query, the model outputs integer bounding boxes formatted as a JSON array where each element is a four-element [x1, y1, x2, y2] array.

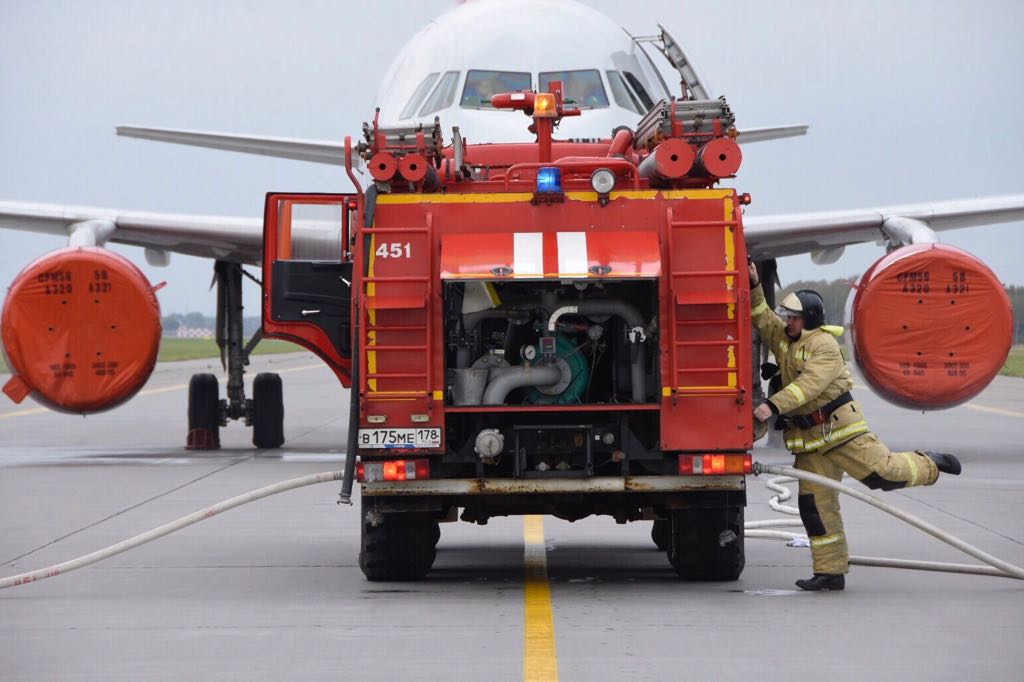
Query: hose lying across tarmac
[[750, 463, 1024, 580], [1, 463, 1021, 590]]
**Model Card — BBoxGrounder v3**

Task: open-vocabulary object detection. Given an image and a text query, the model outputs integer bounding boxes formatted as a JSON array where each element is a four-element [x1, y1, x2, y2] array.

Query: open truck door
[[262, 193, 354, 387]]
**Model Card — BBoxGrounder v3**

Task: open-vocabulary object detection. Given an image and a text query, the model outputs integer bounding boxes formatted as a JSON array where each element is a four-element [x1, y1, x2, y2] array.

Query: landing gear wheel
[[359, 500, 437, 581], [668, 506, 745, 581], [251, 372, 284, 449], [651, 519, 669, 551], [186, 373, 220, 450]]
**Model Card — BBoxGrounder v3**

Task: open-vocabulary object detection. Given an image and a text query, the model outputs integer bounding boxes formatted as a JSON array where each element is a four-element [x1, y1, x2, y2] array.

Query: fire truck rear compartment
[[442, 278, 661, 480]]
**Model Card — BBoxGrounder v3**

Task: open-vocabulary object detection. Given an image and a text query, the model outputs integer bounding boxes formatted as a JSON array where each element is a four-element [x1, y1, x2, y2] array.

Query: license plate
[[358, 427, 442, 449]]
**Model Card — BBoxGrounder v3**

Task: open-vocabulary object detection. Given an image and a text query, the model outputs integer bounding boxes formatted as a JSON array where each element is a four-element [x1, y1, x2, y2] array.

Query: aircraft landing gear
[[185, 260, 284, 450], [186, 373, 220, 449], [251, 372, 284, 449]]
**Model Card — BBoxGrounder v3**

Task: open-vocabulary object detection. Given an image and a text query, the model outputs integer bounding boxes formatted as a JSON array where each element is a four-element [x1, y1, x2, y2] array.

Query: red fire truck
[[261, 85, 755, 581]]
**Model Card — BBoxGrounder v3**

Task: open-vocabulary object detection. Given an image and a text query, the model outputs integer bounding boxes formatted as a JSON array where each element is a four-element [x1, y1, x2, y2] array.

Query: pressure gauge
[[521, 344, 538, 361]]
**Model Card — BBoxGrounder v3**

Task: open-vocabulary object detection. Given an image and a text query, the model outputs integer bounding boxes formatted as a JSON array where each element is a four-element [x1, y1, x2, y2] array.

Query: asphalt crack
[[3, 455, 253, 566], [895, 489, 1024, 547]]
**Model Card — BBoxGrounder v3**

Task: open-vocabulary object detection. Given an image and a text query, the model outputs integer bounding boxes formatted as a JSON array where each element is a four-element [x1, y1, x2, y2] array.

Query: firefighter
[[747, 262, 961, 591]]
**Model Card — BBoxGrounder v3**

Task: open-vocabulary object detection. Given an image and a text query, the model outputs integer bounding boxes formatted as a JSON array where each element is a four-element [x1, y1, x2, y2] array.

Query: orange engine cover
[[1, 247, 162, 413], [848, 243, 1013, 409]]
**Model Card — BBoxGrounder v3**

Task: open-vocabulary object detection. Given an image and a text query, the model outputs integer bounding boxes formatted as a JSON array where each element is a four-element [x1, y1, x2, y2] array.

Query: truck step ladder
[[663, 208, 744, 398], [359, 215, 435, 399]]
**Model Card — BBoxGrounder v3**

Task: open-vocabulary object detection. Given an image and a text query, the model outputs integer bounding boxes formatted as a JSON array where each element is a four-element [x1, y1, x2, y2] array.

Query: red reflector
[[356, 459, 431, 483], [679, 454, 752, 476]]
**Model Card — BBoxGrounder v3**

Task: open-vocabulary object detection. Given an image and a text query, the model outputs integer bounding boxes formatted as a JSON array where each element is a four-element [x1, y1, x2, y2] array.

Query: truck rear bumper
[[361, 475, 745, 496]]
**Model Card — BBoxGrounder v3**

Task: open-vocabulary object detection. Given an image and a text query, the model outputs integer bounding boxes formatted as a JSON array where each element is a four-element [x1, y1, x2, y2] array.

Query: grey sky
[[2, 0, 1022, 316]]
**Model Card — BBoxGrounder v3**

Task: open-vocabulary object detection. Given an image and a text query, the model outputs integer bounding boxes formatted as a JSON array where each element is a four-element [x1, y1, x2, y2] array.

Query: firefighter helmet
[[775, 290, 825, 330]]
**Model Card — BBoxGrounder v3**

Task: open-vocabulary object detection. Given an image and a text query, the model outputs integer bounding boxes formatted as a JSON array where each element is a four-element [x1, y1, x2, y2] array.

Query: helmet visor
[[774, 305, 801, 318], [774, 292, 804, 318]]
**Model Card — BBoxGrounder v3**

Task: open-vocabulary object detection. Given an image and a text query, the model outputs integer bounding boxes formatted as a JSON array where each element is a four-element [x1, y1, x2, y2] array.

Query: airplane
[[1, 0, 1021, 449]]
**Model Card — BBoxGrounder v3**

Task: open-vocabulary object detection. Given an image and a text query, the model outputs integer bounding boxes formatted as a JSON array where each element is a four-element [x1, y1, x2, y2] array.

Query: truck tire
[[252, 373, 284, 449], [668, 506, 745, 581], [359, 504, 437, 581], [186, 373, 220, 450], [651, 519, 669, 551]]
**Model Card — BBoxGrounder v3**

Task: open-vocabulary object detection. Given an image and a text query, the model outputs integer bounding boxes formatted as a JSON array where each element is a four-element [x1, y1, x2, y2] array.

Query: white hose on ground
[[0, 470, 344, 590], [4, 463, 1022, 590], [752, 462, 1024, 581]]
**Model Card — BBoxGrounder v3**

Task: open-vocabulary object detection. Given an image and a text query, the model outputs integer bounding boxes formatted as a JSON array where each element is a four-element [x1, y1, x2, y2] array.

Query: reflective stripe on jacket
[[751, 284, 863, 453]]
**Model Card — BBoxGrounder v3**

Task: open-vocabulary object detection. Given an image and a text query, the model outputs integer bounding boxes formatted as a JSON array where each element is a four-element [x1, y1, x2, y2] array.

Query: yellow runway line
[[851, 383, 1022, 419], [523, 515, 559, 682], [0, 362, 326, 419], [0, 406, 50, 420], [964, 403, 1024, 419], [137, 383, 188, 396]]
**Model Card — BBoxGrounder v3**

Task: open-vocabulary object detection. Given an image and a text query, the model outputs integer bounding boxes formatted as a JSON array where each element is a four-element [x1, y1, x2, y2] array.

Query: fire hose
[[748, 463, 1024, 580], [1, 462, 1022, 590]]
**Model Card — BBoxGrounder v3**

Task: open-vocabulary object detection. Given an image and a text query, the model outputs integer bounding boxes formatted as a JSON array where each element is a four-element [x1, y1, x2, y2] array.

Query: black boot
[[923, 451, 961, 475], [795, 573, 845, 591]]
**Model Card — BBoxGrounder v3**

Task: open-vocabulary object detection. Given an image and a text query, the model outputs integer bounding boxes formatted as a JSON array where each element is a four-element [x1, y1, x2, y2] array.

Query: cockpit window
[[622, 71, 654, 111], [538, 70, 609, 109], [418, 71, 460, 116], [400, 73, 440, 119], [606, 71, 642, 114], [460, 70, 532, 109]]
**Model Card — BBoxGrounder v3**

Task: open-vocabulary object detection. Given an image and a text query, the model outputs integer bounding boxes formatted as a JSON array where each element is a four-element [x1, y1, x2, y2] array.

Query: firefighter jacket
[[750, 284, 866, 454]]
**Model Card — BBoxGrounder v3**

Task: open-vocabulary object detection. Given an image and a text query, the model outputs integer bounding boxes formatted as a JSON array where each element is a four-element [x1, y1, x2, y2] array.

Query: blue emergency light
[[536, 167, 562, 193]]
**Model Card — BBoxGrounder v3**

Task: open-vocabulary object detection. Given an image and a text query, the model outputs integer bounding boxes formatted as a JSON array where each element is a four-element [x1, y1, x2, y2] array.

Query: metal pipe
[[638, 139, 695, 183], [482, 364, 561, 405], [338, 336, 360, 505], [546, 300, 645, 330], [547, 300, 647, 402], [606, 128, 633, 157], [629, 347, 647, 403], [462, 308, 531, 333]]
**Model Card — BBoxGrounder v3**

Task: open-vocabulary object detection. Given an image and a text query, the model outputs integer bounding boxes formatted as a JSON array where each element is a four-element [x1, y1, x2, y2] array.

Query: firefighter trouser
[[793, 432, 940, 575]]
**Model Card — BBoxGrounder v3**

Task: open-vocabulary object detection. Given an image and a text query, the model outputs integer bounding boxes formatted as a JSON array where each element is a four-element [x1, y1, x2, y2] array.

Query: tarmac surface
[[1, 352, 1022, 680]]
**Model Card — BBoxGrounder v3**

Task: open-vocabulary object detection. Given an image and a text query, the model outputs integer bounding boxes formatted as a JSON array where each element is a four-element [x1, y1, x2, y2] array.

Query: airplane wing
[[116, 123, 805, 169], [117, 126, 348, 166], [735, 125, 808, 144], [0, 201, 264, 263], [744, 194, 1024, 261]]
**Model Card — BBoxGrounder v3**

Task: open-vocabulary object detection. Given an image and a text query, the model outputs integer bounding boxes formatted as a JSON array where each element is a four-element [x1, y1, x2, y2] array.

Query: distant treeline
[[778, 279, 1024, 344], [161, 313, 261, 336]]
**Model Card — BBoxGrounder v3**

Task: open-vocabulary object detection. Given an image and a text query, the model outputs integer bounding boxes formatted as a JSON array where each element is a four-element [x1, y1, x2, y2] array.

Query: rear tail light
[[678, 453, 752, 475], [356, 458, 431, 483]]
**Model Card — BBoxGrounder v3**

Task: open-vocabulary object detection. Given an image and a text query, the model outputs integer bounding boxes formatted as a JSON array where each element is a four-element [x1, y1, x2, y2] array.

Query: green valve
[[526, 335, 589, 405]]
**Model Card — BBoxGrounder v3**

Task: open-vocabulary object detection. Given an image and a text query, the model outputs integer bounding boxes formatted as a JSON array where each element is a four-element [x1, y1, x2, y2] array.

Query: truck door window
[[460, 70, 532, 109], [418, 71, 460, 116], [606, 70, 642, 114], [276, 201, 345, 262], [538, 70, 609, 109], [400, 72, 440, 119]]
